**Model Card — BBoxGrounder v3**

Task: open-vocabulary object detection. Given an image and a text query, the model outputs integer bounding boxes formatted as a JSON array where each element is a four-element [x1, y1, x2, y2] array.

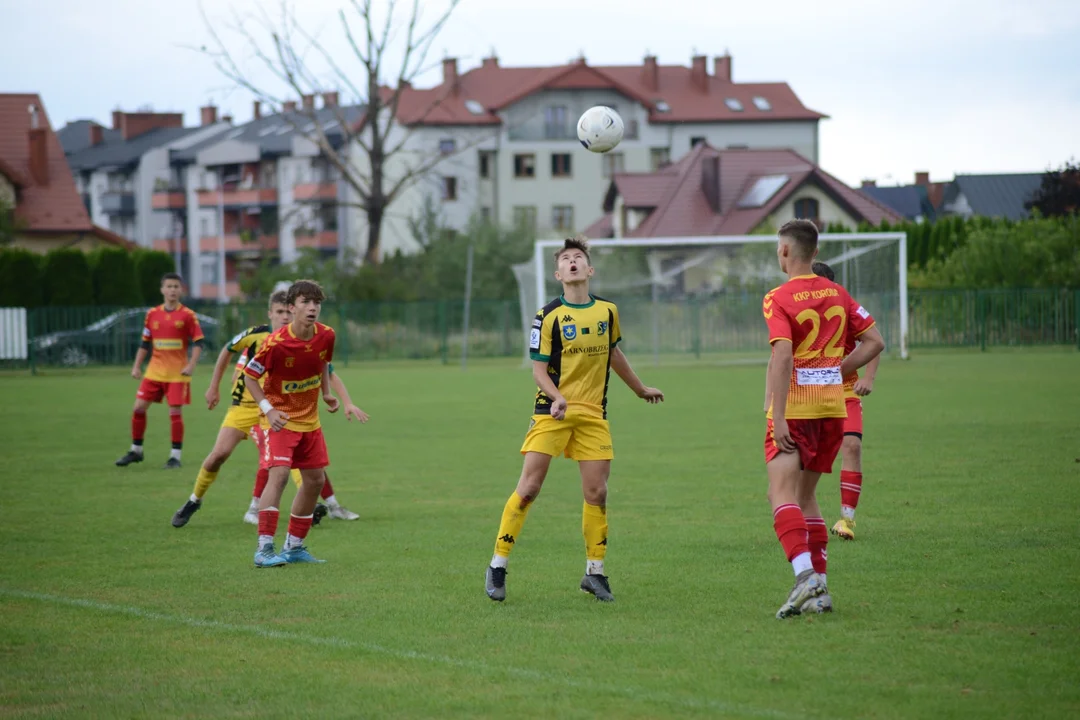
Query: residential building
[[0, 93, 134, 254], [938, 173, 1043, 221], [354, 52, 826, 257], [155, 97, 364, 299], [62, 109, 232, 247], [858, 172, 946, 222]]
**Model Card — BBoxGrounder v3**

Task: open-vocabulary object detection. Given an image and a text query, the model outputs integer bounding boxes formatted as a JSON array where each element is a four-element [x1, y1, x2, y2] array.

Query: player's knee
[[843, 435, 862, 462], [205, 450, 230, 471], [584, 484, 607, 506]]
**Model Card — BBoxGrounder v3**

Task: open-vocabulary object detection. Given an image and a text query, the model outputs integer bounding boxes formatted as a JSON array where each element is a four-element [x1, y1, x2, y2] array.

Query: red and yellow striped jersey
[[142, 304, 204, 383], [763, 275, 875, 419], [244, 322, 335, 432]]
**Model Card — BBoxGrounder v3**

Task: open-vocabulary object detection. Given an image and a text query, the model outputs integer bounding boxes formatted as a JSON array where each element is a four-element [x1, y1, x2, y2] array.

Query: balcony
[[199, 282, 242, 299], [199, 234, 279, 253], [152, 190, 187, 210], [100, 190, 136, 216], [293, 182, 338, 202], [152, 237, 189, 253], [295, 230, 338, 250], [196, 187, 278, 208]]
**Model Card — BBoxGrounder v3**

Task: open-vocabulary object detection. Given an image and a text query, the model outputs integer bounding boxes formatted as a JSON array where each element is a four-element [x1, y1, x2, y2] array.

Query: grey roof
[[169, 105, 365, 164], [57, 120, 121, 156], [67, 126, 204, 172], [948, 173, 1044, 221], [859, 185, 934, 220]]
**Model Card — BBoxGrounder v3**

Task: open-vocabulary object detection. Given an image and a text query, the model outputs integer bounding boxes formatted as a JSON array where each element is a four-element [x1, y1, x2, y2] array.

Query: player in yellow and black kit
[[484, 236, 665, 603]]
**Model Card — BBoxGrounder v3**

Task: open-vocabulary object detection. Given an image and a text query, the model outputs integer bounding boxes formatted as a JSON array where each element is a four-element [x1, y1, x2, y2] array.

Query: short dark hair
[[285, 279, 325, 305], [161, 272, 183, 285], [778, 219, 818, 260], [554, 235, 591, 265], [268, 290, 288, 309], [812, 261, 835, 281]]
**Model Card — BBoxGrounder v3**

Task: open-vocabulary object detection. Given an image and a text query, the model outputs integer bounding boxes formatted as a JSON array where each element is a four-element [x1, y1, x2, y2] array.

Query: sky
[[2, 0, 1078, 187]]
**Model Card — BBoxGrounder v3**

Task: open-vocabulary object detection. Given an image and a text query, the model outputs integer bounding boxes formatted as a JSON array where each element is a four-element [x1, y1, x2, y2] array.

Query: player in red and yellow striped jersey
[[812, 261, 882, 541], [762, 220, 884, 618], [116, 273, 204, 470]]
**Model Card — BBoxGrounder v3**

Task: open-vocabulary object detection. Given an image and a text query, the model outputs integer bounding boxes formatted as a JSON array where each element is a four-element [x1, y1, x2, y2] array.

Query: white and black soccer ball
[[577, 105, 624, 154]]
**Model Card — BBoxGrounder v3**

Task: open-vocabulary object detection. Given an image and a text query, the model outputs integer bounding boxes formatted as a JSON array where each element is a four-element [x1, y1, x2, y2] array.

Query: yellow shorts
[[221, 403, 261, 435], [520, 413, 614, 461]]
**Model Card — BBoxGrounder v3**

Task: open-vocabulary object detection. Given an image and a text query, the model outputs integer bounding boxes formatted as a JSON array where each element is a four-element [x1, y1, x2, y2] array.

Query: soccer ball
[[577, 106, 624, 153]]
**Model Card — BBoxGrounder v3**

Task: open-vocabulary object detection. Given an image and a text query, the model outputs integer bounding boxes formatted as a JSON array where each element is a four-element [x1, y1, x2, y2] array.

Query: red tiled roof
[[581, 213, 614, 239], [390, 56, 825, 126], [605, 144, 902, 238], [0, 93, 92, 232], [90, 225, 138, 250]]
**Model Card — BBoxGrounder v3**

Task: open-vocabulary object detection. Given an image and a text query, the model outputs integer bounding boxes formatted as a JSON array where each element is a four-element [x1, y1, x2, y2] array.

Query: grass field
[[1, 351, 1078, 719]]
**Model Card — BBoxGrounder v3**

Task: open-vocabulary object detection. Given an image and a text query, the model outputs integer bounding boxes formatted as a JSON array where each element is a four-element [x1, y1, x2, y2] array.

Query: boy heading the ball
[[243, 280, 337, 567], [762, 220, 884, 618], [484, 236, 664, 603]]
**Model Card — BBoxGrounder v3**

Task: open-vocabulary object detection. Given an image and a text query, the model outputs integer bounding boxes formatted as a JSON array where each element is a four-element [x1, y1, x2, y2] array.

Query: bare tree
[[199, 0, 471, 265]]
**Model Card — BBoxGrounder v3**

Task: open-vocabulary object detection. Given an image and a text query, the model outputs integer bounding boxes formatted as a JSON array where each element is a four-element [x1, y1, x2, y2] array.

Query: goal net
[[512, 233, 908, 365]]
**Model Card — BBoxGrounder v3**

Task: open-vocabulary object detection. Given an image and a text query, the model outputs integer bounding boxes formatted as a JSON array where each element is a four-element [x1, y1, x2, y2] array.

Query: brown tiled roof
[[0, 93, 92, 232], [605, 144, 902, 238], [581, 213, 614, 239], [391, 56, 825, 126]]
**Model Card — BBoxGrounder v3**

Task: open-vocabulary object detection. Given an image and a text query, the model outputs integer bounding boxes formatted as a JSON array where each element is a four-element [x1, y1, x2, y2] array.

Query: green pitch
[[1, 351, 1077, 719]]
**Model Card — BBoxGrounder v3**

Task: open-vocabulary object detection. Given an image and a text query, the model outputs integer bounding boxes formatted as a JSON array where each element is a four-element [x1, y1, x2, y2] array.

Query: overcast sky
[[2, 0, 1077, 186]]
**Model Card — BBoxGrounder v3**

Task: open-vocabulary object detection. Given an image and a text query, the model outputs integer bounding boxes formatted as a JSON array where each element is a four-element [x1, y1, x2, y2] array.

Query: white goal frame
[[530, 233, 909, 359]]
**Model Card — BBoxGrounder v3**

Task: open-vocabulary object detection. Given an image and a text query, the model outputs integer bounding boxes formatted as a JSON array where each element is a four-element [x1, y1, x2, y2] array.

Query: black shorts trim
[[843, 431, 863, 439]]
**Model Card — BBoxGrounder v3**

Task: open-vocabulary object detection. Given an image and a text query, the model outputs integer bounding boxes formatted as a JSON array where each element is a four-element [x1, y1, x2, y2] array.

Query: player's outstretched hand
[[772, 418, 797, 453], [323, 394, 341, 413], [131, 366, 141, 380], [345, 404, 369, 423], [205, 386, 220, 410], [854, 377, 874, 397], [551, 397, 568, 421], [638, 387, 664, 404], [267, 409, 289, 431]]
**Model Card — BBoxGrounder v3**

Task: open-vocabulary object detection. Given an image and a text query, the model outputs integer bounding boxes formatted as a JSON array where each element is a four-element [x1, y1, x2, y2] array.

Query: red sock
[[840, 470, 863, 510], [258, 508, 279, 537], [253, 468, 270, 499], [169, 409, 184, 447], [806, 516, 828, 574], [287, 514, 314, 542], [772, 504, 809, 561], [320, 476, 334, 500], [131, 410, 147, 444]]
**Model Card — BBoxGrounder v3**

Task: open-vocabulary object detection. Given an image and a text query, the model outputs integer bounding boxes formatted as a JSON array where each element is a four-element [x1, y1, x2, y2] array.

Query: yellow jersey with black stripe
[[227, 324, 272, 406], [528, 294, 622, 419]]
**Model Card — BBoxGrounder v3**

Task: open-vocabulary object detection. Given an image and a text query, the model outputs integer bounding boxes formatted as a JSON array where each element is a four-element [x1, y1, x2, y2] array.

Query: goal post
[[514, 233, 909, 364]]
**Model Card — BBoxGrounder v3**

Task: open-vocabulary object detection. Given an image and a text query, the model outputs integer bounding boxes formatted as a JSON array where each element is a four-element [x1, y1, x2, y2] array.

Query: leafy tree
[[1025, 159, 1080, 218], [0, 248, 44, 307], [133, 249, 177, 305], [42, 248, 93, 305], [91, 247, 141, 305]]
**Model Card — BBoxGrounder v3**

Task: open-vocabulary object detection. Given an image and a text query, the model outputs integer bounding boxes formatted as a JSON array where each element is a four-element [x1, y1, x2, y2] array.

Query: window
[[200, 254, 218, 284], [794, 197, 819, 220], [551, 205, 574, 232], [752, 96, 772, 111], [690, 136, 706, 148], [650, 148, 671, 170], [480, 206, 491, 222], [200, 217, 210, 237], [654, 100, 671, 113], [479, 151, 492, 179], [442, 176, 457, 201], [439, 138, 456, 155], [465, 99, 485, 116], [737, 174, 790, 208], [514, 154, 536, 178], [551, 153, 572, 178], [544, 106, 569, 139], [512, 206, 537, 231], [601, 152, 625, 178], [724, 98, 744, 112]]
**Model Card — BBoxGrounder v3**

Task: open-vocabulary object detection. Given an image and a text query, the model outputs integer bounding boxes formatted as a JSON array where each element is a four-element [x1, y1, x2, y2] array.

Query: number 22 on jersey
[[793, 306, 847, 359]]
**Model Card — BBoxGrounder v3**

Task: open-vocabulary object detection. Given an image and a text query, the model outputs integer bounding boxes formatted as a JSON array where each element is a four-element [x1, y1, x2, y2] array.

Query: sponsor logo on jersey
[[152, 338, 184, 350], [856, 306, 870, 319], [282, 375, 321, 394], [562, 324, 577, 340], [597, 321, 607, 336], [529, 328, 541, 349], [285, 356, 295, 367], [246, 359, 266, 375]]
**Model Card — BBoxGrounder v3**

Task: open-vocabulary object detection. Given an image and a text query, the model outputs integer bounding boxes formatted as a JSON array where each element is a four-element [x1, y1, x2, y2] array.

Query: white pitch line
[[1, 587, 800, 719]]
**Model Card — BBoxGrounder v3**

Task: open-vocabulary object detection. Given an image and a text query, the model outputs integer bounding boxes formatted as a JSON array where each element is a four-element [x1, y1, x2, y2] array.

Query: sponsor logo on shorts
[[600, 445, 612, 450], [153, 338, 183, 350], [282, 375, 321, 394], [273, 456, 291, 462]]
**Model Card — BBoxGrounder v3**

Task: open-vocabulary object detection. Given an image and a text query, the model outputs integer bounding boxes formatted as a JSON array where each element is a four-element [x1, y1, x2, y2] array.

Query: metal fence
[[2, 289, 1076, 372]]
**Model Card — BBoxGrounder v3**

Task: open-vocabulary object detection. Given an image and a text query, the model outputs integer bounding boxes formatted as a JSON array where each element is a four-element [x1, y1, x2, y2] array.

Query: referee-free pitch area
[[1, 351, 1077, 719]]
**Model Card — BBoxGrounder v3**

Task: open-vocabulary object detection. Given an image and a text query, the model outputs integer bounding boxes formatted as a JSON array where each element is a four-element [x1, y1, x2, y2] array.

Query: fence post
[[690, 295, 701, 359], [28, 307, 37, 375], [438, 300, 449, 365], [1075, 289, 1080, 351], [978, 290, 987, 352]]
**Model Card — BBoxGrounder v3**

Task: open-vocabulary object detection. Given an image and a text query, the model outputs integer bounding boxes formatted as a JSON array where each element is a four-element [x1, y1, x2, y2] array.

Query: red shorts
[[137, 379, 191, 406], [844, 397, 863, 437], [259, 426, 329, 470], [764, 417, 845, 473]]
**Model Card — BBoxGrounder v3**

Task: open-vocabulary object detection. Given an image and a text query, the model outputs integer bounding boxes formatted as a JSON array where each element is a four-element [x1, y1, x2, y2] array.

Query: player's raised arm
[[610, 346, 663, 403]]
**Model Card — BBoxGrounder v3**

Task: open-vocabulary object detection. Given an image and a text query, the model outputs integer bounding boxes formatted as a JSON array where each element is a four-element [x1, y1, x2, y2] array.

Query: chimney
[[442, 57, 458, 91], [200, 104, 218, 126], [283, 100, 297, 112], [253, 100, 262, 120], [700, 154, 720, 212], [321, 91, 339, 108], [302, 94, 315, 110], [642, 55, 659, 91], [28, 105, 49, 186], [691, 55, 708, 93], [915, 171, 930, 186], [89, 123, 104, 147], [221, 115, 233, 124], [482, 55, 499, 69], [112, 110, 123, 130], [861, 179, 877, 188], [118, 112, 183, 140], [713, 55, 732, 82]]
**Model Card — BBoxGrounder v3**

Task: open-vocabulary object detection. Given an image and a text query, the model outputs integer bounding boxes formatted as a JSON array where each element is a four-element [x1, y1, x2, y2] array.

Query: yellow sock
[[290, 468, 302, 489], [493, 492, 533, 559], [583, 502, 608, 571], [193, 468, 219, 500]]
